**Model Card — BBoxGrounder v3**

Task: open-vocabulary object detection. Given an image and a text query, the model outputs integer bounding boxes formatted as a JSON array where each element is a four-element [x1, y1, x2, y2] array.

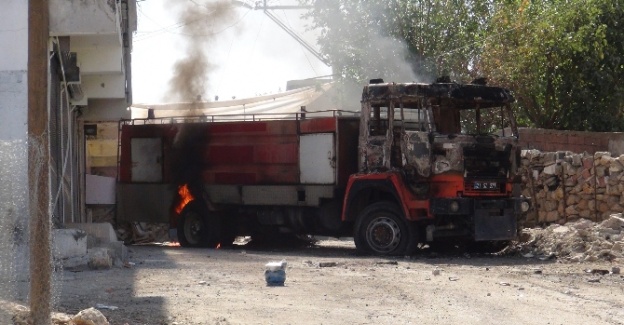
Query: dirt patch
[[4, 235, 624, 325]]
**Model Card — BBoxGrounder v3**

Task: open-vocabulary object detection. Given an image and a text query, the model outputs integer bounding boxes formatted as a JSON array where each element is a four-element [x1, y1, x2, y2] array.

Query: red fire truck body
[[117, 81, 529, 255]]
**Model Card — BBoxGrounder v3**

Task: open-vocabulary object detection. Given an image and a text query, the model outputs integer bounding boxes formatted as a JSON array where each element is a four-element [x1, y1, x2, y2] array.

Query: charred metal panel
[[117, 183, 173, 222], [130, 137, 163, 182], [336, 118, 360, 188], [363, 137, 388, 171], [363, 82, 514, 109], [403, 131, 431, 177], [473, 199, 517, 241], [119, 124, 174, 183]]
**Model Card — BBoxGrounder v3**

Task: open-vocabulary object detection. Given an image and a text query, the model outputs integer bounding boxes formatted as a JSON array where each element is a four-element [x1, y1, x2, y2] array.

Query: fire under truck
[[117, 79, 530, 255]]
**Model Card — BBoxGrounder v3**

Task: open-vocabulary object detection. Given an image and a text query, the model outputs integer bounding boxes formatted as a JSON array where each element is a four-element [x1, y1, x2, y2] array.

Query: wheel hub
[[366, 217, 401, 253], [184, 213, 202, 245]]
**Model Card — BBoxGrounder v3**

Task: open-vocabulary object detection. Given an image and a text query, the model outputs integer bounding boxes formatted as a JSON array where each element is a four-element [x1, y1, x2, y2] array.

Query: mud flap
[[474, 200, 517, 241]]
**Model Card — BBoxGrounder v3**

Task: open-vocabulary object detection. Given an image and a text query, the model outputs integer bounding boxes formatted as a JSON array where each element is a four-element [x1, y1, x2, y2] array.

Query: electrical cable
[[50, 37, 79, 222], [276, 0, 318, 75], [134, 4, 252, 42]]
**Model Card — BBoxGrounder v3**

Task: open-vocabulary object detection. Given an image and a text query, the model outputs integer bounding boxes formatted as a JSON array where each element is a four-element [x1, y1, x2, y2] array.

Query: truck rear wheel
[[177, 201, 220, 248], [354, 201, 416, 256]]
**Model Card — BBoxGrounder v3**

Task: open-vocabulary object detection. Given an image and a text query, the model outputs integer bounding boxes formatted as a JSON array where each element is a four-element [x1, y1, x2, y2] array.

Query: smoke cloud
[[167, 0, 236, 104]]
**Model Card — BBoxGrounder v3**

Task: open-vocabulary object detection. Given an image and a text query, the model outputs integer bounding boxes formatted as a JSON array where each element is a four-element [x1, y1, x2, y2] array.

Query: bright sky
[[131, 0, 332, 104]]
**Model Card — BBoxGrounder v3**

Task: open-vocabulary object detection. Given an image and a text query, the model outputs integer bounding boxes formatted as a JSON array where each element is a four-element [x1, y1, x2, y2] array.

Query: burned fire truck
[[117, 80, 530, 255]]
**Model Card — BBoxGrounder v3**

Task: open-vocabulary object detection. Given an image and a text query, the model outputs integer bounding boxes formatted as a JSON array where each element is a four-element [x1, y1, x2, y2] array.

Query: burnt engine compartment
[[463, 140, 513, 195]]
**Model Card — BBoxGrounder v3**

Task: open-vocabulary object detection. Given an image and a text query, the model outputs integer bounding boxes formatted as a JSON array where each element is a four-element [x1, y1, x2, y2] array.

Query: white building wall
[[0, 1, 30, 316], [0, 0, 28, 141]]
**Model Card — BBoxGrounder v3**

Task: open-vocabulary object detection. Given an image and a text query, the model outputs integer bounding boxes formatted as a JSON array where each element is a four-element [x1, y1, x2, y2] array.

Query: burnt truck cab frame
[[342, 80, 530, 255]]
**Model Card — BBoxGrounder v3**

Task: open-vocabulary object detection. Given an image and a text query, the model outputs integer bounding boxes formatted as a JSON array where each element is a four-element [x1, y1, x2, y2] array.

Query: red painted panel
[[300, 117, 337, 134], [206, 146, 254, 164], [209, 122, 267, 133], [255, 143, 298, 163]]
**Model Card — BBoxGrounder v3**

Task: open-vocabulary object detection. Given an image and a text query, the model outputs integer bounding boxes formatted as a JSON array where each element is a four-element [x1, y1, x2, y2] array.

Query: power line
[[277, 0, 318, 75], [134, 5, 253, 42]]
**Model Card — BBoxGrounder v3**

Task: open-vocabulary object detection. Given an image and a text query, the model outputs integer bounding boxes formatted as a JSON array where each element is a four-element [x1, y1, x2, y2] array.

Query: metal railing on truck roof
[[118, 109, 360, 126]]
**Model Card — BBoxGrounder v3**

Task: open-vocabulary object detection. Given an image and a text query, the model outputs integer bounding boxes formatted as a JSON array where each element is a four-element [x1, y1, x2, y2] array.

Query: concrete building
[[0, 0, 137, 229]]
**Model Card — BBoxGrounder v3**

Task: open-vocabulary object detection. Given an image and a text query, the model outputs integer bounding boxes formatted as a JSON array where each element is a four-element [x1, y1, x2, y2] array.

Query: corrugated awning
[[130, 83, 337, 119]]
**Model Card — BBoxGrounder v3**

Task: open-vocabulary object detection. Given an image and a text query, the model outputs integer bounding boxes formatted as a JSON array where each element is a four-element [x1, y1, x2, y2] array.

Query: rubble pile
[[115, 222, 169, 244], [520, 150, 624, 226], [3, 301, 109, 325], [512, 214, 624, 262]]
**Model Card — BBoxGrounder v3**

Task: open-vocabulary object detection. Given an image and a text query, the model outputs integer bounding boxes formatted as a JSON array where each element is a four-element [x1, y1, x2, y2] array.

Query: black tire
[[177, 201, 220, 248], [354, 201, 417, 256]]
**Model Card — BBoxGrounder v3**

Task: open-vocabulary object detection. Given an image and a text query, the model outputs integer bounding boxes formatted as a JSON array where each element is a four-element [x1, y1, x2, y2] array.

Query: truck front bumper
[[430, 197, 530, 241]]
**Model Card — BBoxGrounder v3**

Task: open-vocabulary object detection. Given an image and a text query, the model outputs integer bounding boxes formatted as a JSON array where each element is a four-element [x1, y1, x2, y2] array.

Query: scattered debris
[[587, 278, 601, 283], [88, 248, 113, 270], [4, 301, 73, 325], [95, 303, 119, 311], [71, 307, 110, 325], [319, 262, 337, 268], [499, 282, 511, 286], [374, 261, 398, 265], [509, 215, 624, 263], [612, 266, 621, 274], [448, 277, 459, 281], [198, 281, 207, 285], [585, 269, 609, 275], [432, 269, 441, 276], [116, 222, 169, 245]]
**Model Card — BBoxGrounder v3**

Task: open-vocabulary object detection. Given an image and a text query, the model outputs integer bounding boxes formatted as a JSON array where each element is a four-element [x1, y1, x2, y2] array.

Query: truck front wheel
[[354, 202, 416, 256]]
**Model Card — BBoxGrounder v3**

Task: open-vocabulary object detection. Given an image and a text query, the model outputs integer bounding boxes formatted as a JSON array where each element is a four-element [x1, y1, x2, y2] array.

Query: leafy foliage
[[302, 0, 493, 83], [304, 0, 624, 131], [480, 0, 624, 131]]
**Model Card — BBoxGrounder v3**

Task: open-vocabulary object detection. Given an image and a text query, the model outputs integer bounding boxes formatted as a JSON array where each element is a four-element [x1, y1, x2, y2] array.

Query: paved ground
[[47, 239, 624, 324]]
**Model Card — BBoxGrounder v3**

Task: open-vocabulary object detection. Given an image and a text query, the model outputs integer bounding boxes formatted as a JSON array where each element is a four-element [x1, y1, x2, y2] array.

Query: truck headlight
[[449, 201, 460, 212], [520, 201, 530, 212]]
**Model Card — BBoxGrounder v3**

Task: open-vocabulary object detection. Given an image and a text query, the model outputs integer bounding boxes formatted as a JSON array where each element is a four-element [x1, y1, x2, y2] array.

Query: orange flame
[[175, 184, 194, 214], [216, 243, 221, 249]]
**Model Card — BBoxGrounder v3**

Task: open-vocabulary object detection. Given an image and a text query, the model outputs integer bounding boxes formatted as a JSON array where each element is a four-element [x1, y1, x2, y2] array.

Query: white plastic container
[[265, 260, 287, 286]]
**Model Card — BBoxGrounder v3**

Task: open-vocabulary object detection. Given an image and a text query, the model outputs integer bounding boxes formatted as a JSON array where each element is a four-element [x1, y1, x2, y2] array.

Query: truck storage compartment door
[[299, 133, 335, 184], [131, 137, 162, 182]]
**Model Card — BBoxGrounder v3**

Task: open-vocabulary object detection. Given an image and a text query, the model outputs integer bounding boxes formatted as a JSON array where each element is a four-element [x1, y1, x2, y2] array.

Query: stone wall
[[519, 150, 624, 226]]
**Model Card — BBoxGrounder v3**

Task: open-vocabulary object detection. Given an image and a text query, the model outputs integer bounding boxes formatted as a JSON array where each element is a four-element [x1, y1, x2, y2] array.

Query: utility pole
[[28, 0, 51, 324]]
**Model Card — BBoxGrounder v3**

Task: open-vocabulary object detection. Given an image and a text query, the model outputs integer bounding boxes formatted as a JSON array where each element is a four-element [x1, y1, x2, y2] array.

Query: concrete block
[[53, 229, 87, 259], [65, 222, 118, 244]]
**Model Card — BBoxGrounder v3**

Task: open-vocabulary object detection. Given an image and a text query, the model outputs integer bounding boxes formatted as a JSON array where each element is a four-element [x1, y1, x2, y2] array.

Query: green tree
[[302, 0, 494, 84], [479, 0, 624, 131]]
